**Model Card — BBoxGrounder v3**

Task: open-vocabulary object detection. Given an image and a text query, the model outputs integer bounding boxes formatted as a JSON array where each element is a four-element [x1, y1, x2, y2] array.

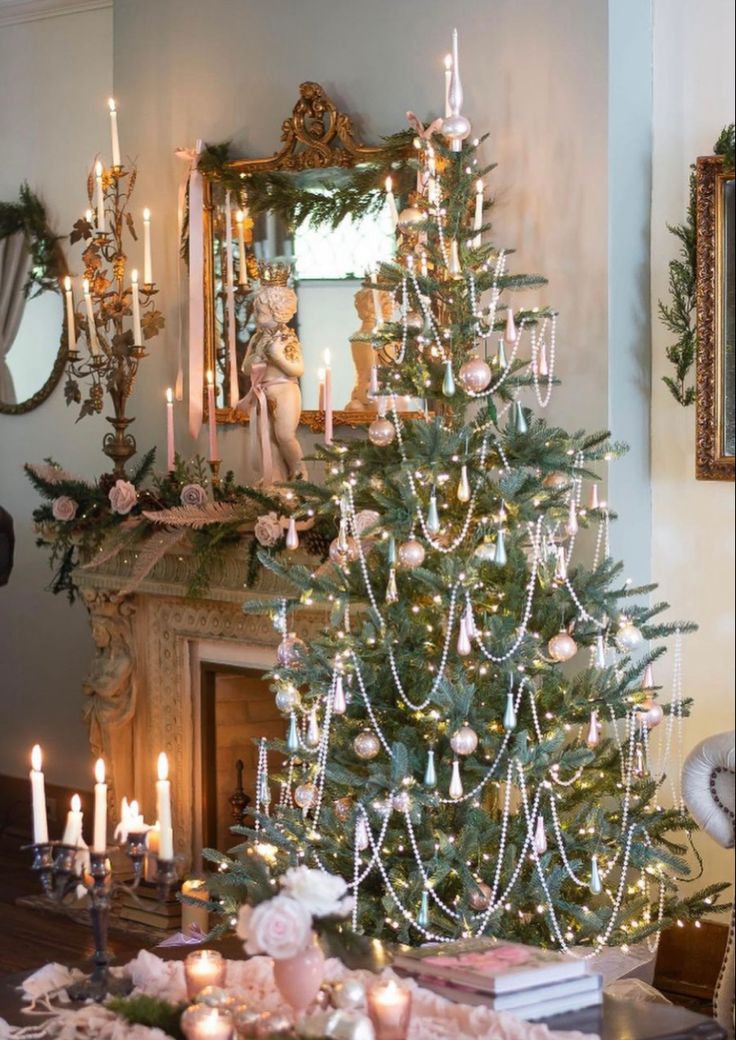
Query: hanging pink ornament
[[537, 340, 549, 377], [642, 663, 655, 690], [548, 630, 578, 662], [398, 538, 426, 569], [285, 516, 299, 551], [643, 702, 664, 729], [277, 632, 307, 667], [457, 616, 472, 656], [332, 675, 347, 715], [458, 356, 492, 393], [450, 724, 478, 756], [589, 483, 600, 510], [464, 602, 476, 638], [353, 729, 380, 760], [586, 709, 600, 748], [534, 814, 548, 855], [505, 307, 517, 345], [368, 416, 395, 447]]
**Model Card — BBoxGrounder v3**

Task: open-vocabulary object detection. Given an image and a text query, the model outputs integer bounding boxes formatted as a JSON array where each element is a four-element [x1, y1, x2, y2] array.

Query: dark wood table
[[0, 941, 727, 1039]]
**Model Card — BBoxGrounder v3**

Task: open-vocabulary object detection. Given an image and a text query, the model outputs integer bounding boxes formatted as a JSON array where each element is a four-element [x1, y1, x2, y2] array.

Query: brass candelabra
[[64, 161, 164, 477]]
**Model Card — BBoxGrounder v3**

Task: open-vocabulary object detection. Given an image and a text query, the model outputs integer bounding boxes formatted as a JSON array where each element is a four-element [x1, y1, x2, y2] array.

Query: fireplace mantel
[[74, 544, 323, 868]]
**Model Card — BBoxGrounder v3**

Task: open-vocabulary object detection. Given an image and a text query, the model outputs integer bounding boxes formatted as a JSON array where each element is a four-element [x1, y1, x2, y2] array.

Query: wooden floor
[[0, 830, 144, 976]]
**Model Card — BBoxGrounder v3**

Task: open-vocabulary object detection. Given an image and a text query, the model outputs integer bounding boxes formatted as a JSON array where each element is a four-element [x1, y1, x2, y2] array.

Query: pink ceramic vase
[[272, 935, 325, 1010]]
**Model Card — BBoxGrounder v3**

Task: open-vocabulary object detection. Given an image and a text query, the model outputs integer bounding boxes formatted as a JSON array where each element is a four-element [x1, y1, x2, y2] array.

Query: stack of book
[[118, 882, 182, 934], [393, 938, 603, 1021]]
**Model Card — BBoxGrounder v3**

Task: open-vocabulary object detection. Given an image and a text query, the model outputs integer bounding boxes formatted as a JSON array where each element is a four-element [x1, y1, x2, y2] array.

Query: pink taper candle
[[166, 388, 175, 472], [206, 370, 218, 461], [323, 349, 333, 445]]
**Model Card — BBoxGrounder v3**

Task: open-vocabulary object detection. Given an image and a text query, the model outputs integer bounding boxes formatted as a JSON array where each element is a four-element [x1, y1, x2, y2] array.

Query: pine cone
[[303, 526, 332, 560], [97, 472, 117, 496], [137, 489, 160, 511]]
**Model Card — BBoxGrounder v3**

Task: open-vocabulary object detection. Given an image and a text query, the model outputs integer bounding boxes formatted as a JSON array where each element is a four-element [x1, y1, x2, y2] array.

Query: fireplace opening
[[199, 663, 283, 852]]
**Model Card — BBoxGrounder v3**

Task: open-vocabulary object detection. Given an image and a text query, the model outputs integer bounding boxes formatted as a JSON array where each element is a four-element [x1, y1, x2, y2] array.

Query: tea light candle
[[29, 745, 48, 844], [95, 160, 105, 230], [181, 1004, 233, 1040], [61, 794, 83, 847], [108, 98, 121, 168], [181, 878, 210, 936], [184, 950, 227, 1000], [92, 758, 107, 853], [385, 176, 399, 229], [206, 370, 218, 461], [156, 752, 174, 860], [63, 276, 76, 352], [323, 348, 333, 445], [166, 387, 175, 472], [131, 268, 142, 345], [142, 208, 153, 285], [366, 978, 412, 1040]]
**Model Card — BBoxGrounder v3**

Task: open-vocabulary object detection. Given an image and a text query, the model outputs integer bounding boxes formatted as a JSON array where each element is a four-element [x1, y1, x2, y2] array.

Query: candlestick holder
[[208, 458, 222, 487], [64, 162, 164, 477], [25, 839, 177, 1002]]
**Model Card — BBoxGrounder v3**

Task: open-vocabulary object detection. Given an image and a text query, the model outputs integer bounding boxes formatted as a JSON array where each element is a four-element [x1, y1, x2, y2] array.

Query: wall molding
[[0, 0, 110, 29]]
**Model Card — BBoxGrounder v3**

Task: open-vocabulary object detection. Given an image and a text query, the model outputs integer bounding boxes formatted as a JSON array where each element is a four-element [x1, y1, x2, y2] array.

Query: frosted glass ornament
[[442, 360, 456, 397], [534, 814, 548, 855], [548, 630, 578, 662], [277, 632, 307, 667], [332, 675, 347, 715], [456, 617, 472, 656], [392, 790, 411, 813], [513, 401, 528, 434], [353, 729, 380, 760], [586, 709, 600, 749], [275, 685, 300, 714], [423, 749, 437, 789], [337, 519, 350, 553], [286, 713, 300, 753], [496, 338, 508, 368], [286, 516, 299, 551], [398, 538, 425, 569], [449, 759, 464, 800], [385, 567, 398, 604], [305, 708, 321, 749], [634, 744, 647, 777], [259, 777, 271, 807], [426, 493, 441, 535], [450, 724, 478, 756], [566, 498, 578, 537], [589, 854, 602, 895], [503, 691, 517, 732], [595, 635, 607, 669], [457, 464, 471, 503], [355, 816, 369, 851], [464, 603, 476, 637], [643, 702, 664, 729], [294, 782, 317, 811], [494, 529, 507, 566], [616, 620, 643, 652], [505, 307, 517, 344], [417, 890, 429, 929]]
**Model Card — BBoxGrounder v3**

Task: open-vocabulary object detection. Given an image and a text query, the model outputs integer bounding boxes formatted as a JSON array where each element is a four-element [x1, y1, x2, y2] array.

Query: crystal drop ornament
[[442, 360, 456, 397], [332, 675, 347, 715], [505, 307, 517, 344], [554, 546, 568, 582], [513, 401, 528, 434], [494, 529, 507, 566], [285, 516, 299, 551], [566, 498, 578, 536], [534, 814, 548, 855], [355, 817, 369, 851], [586, 709, 600, 749], [417, 890, 429, 929], [449, 759, 464, 800], [457, 616, 472, 656], [305, 708, 321, 748], [387, 535, 397, 566], [426, 492, 441, 535], [337, 519, 349, 553], [286, 713, 300, 753], [503, 691, 517, 731], [589, 855, 602, 895], [385, 566, 398, 604], [496, 339, 508, 368], [423, 749, 437, 789], [457, 464, 471, 503]]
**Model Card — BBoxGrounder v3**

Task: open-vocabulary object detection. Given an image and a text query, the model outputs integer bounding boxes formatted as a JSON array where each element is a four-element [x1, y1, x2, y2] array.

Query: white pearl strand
[[531, 314, 558, 408], [311, 670, 337, 823], [254, 738, 269, 835], [463, 319, 528, 399], [564, 455, 584, 566]]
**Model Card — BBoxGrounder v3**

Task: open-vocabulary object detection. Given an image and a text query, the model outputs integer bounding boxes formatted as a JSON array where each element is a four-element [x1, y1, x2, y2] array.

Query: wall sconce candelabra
[[63, 151, 164, 477]]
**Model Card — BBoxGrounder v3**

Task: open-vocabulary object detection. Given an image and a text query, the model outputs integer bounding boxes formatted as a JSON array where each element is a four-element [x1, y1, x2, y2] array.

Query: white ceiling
[[0, 0, 111, 29]]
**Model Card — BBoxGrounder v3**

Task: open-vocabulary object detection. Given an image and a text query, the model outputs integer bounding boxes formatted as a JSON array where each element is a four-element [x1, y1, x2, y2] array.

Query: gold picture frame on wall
[[695, 155, 735, 481]]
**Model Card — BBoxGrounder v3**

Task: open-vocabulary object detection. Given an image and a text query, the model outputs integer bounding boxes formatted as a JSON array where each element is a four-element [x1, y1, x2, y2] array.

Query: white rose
[[236, 894, 312, 960], [108, 479, 137, 515], [51, 496, 78, 522], [353, 510, 380, 537], [280, 866, 353, 919], [254, 512, 282, 548]]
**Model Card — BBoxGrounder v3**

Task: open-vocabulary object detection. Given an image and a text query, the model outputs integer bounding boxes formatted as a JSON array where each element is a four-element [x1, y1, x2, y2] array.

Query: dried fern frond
[[142, 502, 241, 529], [119, 528, 187, 595], [26, 462, 84, 485]]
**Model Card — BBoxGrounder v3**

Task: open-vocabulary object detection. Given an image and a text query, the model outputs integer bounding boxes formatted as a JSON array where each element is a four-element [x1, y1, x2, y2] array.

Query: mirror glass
[[207, 176, 396, 415], [1, 288, 63, 408]]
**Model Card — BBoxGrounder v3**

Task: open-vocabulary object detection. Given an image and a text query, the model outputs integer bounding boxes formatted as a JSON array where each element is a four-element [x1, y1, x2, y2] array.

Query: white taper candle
[[29, 745, 48, 844], [92, 758, 107, 853], [108, 98, 121, 168], [156, 753, 174, 860], [142, 208, 152, 285]]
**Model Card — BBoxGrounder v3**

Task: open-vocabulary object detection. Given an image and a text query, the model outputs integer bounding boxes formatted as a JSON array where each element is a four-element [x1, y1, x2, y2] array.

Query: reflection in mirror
[[3, 289, 63, 405]]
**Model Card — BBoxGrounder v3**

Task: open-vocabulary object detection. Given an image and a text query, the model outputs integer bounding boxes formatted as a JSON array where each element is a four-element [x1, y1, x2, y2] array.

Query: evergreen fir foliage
[[206, 127, 729, 951]]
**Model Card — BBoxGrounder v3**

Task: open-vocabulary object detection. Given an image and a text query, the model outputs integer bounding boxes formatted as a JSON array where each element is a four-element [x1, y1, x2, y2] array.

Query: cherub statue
[[236, 273, 305, 485], [345, 287, 394, 411]]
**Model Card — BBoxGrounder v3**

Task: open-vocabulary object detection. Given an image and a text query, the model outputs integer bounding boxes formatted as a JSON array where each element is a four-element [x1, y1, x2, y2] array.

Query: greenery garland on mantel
[[25, 449, 333, 602], [659, 124, 734, 406], [0, 182, 65, 297]]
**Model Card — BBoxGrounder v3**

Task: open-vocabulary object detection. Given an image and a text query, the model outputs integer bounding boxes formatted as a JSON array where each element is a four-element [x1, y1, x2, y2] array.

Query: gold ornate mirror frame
[[695, 155, 735, 481], [201, 82, 403, 430]]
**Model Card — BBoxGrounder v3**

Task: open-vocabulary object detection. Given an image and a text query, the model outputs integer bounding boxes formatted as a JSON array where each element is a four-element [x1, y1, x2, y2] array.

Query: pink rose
[[51, 496, 78, 522], [180, 483, 207, 507], [236, 894, 312, 960], [254, 512, 282, 548], [108, 479, 137, 515]]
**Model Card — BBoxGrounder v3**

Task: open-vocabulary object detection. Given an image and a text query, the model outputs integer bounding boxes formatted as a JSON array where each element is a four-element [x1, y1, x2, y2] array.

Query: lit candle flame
[[31, 745, 42, 772], [444, 53, 453, 71], [157, 752, 169, 782], [317, 367, 325, 382], [95, 159, 103, 177], [236, 208, 244, 224], [108, 98, 116, 114], [385, 175, 393, 194], [476, 179, 484, 193], [323, 348, 331, 367], [64, 275, 72, 291], [131, 268, 139, 285], [166, 387, 173, 404], [143, 207, 151, 222], [82, 278, 91, 295], [85, 208, 93, 224], [206, 370, 214, 387], [71, 794, 81, 813], [95, 758, 105, 784]]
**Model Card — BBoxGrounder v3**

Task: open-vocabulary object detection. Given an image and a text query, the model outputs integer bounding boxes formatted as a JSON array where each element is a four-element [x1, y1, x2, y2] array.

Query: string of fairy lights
[[249, 42, 690, 955]]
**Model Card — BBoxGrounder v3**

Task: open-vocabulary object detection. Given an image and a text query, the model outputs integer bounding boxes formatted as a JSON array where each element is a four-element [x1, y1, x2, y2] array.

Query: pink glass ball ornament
[[368, 416, 396, 447], [458, 355, 492, 393], [548, 629, 578, 662], [392, 790, 412, 813], [353, 729, 381, 760], [398, 538, 425, 569], [277, 632, 307, 668], [329, 536, 359, 566], [450, 725, 478, 756], [543, 472, 569, 490], [641, 699, 664, 729]]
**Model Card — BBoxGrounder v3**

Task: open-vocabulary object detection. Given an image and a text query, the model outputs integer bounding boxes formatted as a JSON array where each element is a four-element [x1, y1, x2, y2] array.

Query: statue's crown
[[259, 262, 290, 287]]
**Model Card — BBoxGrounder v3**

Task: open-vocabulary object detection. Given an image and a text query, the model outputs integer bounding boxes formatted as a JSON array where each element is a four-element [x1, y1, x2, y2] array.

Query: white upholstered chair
[[681, 731, 735, 1032]]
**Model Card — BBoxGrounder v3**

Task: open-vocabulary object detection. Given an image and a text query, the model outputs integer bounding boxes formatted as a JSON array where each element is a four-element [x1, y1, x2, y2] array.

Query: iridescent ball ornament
[[274, 685, 301, 713], [329, 536, 359, 566], [450, 725, 478, 756], [353, 729, 380, 760], [469, 881, 492, 910], [615, 620, 643, 653], [548, 630, 578, 662], [398, 538, 426, 569], [277, 633, 307, 667], [458, 356, 492, 393], [367, 417, 396, 447], [294, 782, 317, 810]]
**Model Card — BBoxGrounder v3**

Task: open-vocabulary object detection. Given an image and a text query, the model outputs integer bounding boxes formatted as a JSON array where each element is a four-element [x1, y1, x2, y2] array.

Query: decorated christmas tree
[[208, 37, 728, 952]]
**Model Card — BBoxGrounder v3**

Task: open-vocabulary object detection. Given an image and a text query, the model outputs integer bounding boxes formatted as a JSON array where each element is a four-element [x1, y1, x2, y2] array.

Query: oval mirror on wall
[[0, 185, 66, 416]]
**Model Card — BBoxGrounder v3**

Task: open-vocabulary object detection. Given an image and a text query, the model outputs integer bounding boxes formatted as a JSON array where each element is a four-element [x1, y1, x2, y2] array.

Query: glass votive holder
[[184, 949, 228, 1000], [366, 977, 413, 1040], [180, 1003, 234, 1040]]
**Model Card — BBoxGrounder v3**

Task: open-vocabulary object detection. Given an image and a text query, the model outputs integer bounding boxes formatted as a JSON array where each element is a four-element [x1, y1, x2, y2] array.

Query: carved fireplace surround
[[75, 545, 321, 870]]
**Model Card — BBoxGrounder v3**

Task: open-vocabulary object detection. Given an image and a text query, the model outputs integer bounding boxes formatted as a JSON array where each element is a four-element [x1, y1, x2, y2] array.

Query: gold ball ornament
[[398, 538, 426, 569], [459, 356, 492, 393], [294, 782, 317, 810], [469, 881, 492, 910], [548, 630, 578, 662], [333, 796, 353, 821], [353, 729, 380, 760], [543, 472, 570, 489], [368, 417, 396, 447]]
